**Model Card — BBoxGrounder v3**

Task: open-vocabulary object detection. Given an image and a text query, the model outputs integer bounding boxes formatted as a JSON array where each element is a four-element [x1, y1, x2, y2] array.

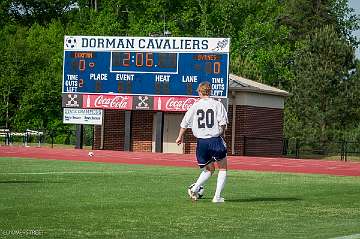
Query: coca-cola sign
[[80, 94, 226, 111], [82, 94, 133, 110], [154, 96, 199, 112]]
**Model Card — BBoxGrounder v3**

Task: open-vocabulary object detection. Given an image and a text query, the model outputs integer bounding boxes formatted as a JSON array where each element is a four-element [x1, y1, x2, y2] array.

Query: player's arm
[[217, 103, 228, 125], [176, 127, 187, 145], [176, 107, 194, 145], [217, 102, 228, 137], [220, 125, 226, 137]]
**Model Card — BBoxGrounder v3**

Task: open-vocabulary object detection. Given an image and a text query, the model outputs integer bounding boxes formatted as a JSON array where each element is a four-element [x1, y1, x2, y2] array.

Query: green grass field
[[0, 157, 359, 239]]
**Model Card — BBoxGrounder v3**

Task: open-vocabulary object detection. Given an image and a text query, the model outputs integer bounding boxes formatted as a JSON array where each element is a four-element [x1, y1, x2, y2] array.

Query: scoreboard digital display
[[111, 52, 178, 73], [63, 36, 230, 98]]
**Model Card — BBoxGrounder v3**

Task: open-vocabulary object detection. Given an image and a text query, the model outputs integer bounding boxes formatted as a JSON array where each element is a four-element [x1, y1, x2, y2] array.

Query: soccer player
[[176, 81, 228, 203]]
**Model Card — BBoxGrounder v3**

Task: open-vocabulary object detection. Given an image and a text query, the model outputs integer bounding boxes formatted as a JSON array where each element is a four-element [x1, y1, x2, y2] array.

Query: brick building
[[93, 74, 288, 156]]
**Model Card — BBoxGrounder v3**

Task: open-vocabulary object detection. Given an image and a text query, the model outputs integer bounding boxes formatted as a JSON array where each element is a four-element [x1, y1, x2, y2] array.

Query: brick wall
[[93, 110, 125, 151], [233, 105, 284, 156], [184, 129, 197, 154], [183, 105, 284, 156], [93, 105, 284, 156], [94, 110, 154, 152], [131, 111, 154, 152], [93, 125, 101, 149]]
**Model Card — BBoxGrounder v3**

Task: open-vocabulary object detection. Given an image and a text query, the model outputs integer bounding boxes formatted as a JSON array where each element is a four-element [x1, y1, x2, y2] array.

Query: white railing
[[0, 129, 43, 147]]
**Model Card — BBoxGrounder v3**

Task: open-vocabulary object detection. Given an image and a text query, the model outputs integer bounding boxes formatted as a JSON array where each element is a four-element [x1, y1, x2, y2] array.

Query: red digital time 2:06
[[112, 52, 177, 69]]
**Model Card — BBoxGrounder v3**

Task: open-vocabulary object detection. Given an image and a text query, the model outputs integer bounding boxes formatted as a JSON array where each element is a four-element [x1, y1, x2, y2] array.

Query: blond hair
[[197, 82, 211, 96]]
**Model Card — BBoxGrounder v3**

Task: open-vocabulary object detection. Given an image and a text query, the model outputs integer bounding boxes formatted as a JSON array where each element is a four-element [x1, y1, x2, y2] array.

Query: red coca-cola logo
[[94, 95, 130, 109], [165, 97, 198, 111]]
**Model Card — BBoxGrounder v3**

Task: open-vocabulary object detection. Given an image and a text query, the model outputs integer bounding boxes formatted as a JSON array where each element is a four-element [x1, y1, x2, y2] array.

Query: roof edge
[[229, 73, 289, 97]]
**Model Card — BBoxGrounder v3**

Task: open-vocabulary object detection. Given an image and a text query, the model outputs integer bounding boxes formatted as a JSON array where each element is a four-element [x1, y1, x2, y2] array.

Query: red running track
[[0, 146, 360, 176]]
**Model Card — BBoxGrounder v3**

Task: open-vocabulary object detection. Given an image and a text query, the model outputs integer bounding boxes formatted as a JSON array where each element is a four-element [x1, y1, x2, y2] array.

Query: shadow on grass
[[226, 197, 301, 203], [0, 180, 64, 184]]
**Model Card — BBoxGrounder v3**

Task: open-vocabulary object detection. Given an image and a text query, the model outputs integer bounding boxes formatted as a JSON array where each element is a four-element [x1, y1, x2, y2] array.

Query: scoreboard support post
[[124, 111, 132, 151], [155, 112, 164, 153], [100, 123, 104, 149], [75, 124, 84, 149]]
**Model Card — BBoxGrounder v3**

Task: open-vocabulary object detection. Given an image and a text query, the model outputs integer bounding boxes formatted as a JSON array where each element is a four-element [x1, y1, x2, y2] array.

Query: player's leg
[[212, 158, 227, 203], [189, 139, 214, 200], [189, 162, 214, 194], [211, 136, 228, 203]]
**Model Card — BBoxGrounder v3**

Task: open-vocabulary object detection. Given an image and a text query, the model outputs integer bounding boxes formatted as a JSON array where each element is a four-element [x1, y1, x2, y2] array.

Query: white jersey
[[180, 98, 228, 139]]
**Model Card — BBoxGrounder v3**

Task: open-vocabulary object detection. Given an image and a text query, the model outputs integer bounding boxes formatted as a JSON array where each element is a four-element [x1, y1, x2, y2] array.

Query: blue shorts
[[196, 136, 227, 168]]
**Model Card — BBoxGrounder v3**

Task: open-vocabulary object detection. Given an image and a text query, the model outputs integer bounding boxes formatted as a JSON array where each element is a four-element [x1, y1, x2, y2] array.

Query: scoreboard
[[62, 36, 230, 112]]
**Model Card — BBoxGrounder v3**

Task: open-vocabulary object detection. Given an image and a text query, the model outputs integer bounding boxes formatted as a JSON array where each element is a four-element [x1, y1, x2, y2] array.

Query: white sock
[[214, 170, 227, 199], [192, 170, 211, 192]]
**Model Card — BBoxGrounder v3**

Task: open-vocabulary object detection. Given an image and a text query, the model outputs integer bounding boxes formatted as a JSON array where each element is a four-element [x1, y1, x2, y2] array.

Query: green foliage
[[287, 25, 357, 142], [9, 21, 65, 130], [0, 24, 29, 128], [7, 0, 77, 26], [232, 11, 293, 88], [280, 0, 359, 42]]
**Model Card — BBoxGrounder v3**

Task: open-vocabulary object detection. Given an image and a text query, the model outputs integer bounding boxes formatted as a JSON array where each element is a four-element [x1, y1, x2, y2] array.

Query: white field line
[[329, 234, 360, 239]]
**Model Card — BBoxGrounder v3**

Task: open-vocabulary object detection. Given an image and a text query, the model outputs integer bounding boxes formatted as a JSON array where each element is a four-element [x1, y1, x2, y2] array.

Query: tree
[[279, 0, 359, 44], [8, 21, 65, 130], [6, 0, 78, 26], [0, 25, 29, 129], [287, 25, 356, 142], [230, 0, 293, 89]]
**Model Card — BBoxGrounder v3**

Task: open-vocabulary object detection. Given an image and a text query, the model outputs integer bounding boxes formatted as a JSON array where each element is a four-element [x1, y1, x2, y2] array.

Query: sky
[[348, 0, 360, 58]]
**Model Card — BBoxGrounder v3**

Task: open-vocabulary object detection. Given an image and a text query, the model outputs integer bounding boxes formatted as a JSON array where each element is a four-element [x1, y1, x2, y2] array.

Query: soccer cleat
[[212, 197, 225, 203], [187, 188, 199, 201], [188, 183, 204, 199], [187, 188, 192, 198]]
